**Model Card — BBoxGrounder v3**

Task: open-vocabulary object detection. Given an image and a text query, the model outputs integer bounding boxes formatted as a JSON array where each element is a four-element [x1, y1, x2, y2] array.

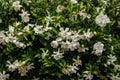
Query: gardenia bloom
[[45, 14, 55, 23], [6, 60, 21, 72], [92, 42, 104, 56], [41, 49, 48, 59], [78, 10, 91, 19], [9, 26, 14, 34], [73, 56, 82, 66], [71, 33, 81, 41], [19, 10, 30, 23], [52, 49, 64, 60], [114, 65, 120, 72], [23, 25, 30, 32], [69, 41, 80, 51], [61, 40, 71, 51], [102, 0, 108, 5], [82, 29, 94, 41], [59, 27, 72, 40], [44, 26, 52, 31], [0, 19, 2, 23], [18, 67, 28, 76], [107, 54, 117, 65], [0, 71, 9, 80], [32, 77, 40, 80], [56, 5, 64, 13], [12, 1, 22, 11], [15, 22, 21, 26], [67, 65, 78, 74], [51, 40, 59, 48], [78, 47, 88, 53], [22, 0, 31, 5], [25, 63, 34, 70], [45, 32, 52, 40], [0, 31, 6, 44], [13, 41, 26, 49], [110, 74, 120, 80], [5, 33, 18, 43], [83, 73, 93, 80], [18, 63, 34, 76], [61, 68, 70, 75], [45, 11, 55, 27], [95, 13, 110, 28], [23, 24, 34, 33], [70, 0, 78, 4], [34, 25, 44, 34]]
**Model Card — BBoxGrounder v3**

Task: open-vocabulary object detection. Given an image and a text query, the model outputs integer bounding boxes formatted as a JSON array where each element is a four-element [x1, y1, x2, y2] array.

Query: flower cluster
[[0, 0, 120, 80]]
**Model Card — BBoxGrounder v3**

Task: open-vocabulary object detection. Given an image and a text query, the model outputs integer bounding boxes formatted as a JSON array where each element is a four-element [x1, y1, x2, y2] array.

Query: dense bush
[[0, 0, 120, 80]]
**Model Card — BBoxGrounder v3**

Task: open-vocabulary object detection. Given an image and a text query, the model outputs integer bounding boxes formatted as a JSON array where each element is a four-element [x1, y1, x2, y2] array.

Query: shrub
[[0, 0, 120, 80]]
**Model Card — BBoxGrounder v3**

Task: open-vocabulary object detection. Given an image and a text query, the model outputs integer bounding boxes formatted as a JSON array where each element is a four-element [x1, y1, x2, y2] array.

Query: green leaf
[[31, 11, 38, 18], [83, 71, 89, 74], [18, 58, 31, 67]]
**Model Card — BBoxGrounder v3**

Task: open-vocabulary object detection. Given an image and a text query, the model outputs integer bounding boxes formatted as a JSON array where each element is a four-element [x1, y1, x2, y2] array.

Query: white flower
[[59, 28, 72, 40], [114, 65, 120, 72], [18, 62, 34, 76], [13, 41, 26, 48], [56, 5, 64, 13], [34, 25, 44, 34], [44, 26, 52, 31], [73, 56, 82, 66], [67, 65, 78, 74], [45, 11, 55, 23], [83, 73, 93, 80], [32, 77, 40, 80], [45, 15, 55, 22], [9, 26, 14, 34], [110, 74, 120, 80], [23, 24, 34, 33], [52, 49, 64, 60], [51, 40, 59, 48], [102, 0, 108, 5], [45, 32, 52, 40], [61, 67, 70, 75], [12, 1, 22, 11], [61, 40, 71, 51], [0, 71, 9, 80], [41, 49, 48, 59], [69, 41, 80, 51], [78, 47, 88, 53], [78, 10, 89, 19], [5, 34, 18, 43], [18, 67, 28, 76], [22, 0, 31, 5], [0, 19, 2, 23], [71, 33, 81, 41], [56, 37, 62, 42], [96, 7, 101, 13], [0, 31, 6, 44], [27, 24, 34, 27], [17, 32, 23, 36], [23, 25, 30, 32], [107, 54, 117, 65], [92, 42, 104, 56], [19, 10, 30, 23], [25, 62, 34, 71], [82, 29, 94, 41], [95, 13, 110, 28], [87, 14, 91, 19], [6, 60, 21, 72], [70, 0, 78, 4], [15, 22, 21, 26]]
